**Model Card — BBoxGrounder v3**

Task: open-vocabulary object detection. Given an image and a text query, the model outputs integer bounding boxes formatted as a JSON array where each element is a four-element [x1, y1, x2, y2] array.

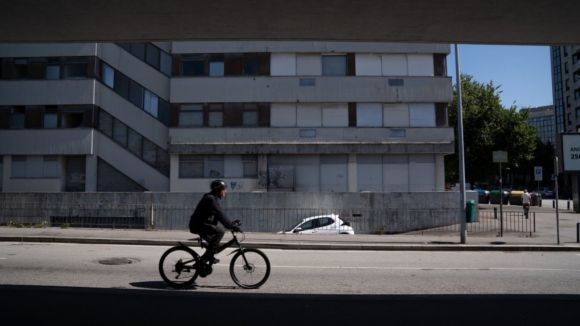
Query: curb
[[2, 236, 580, 252]]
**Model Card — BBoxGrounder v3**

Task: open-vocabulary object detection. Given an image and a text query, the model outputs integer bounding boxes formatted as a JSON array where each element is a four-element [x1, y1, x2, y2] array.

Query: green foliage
[[445, 75, 537, 184]]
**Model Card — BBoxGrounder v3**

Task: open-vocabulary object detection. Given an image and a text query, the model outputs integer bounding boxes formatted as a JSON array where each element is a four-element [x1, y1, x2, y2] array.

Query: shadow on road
[[130, 281, 237, 291], [1, 285, 579, 325]]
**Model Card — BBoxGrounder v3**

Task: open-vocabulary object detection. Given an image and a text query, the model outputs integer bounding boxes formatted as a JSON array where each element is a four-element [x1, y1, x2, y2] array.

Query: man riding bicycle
[[189, 179, 234, 265]]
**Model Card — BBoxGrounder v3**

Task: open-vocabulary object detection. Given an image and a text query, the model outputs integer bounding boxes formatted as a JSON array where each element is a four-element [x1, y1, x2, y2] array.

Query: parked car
[[278, 214, 355, 235], [536, 187, 554, 198]]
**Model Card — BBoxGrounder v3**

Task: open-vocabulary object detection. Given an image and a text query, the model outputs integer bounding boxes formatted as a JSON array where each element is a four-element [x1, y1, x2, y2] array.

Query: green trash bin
[[466, 199, 476, 223]]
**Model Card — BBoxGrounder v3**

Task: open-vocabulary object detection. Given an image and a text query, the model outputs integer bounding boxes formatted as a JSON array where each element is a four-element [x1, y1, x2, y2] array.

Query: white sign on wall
[[561, 134, 580, 172]]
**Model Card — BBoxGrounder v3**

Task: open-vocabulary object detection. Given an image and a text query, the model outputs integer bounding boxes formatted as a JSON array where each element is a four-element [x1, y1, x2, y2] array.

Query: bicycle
[[158, 220, 271, 289]]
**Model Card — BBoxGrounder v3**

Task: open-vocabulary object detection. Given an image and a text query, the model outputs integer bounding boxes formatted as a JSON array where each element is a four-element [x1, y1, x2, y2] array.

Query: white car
[[278, 214, 355, 235]]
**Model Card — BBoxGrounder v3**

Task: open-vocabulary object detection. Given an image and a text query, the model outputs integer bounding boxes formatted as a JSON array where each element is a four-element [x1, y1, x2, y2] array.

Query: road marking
[[272, 266, 580, 272]]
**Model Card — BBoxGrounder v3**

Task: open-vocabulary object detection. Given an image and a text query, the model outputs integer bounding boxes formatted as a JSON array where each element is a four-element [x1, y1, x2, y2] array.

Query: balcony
[[169, 127, 454, 154], [0, 129, 93, 155]]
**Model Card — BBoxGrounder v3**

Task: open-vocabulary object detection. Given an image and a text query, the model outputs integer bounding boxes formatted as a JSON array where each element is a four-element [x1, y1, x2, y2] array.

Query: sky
[[446, 45, 553, 110]]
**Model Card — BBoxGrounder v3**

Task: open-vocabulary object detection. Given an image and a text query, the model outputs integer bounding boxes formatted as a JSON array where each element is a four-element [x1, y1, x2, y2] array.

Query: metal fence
[[0, 202, 535, 235]]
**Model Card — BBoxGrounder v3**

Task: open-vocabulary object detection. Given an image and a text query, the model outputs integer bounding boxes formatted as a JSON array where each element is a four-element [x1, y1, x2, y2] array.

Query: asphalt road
[[1, 242, 580, 325]]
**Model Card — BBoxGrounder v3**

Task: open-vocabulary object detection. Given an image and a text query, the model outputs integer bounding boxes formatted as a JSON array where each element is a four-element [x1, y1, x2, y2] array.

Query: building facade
[[0, 41, 453, 195], [527, 105, 555, 145], [551, 45, 580, 134]]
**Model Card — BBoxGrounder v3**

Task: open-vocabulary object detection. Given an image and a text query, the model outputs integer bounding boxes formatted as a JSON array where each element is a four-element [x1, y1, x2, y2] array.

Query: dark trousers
[[194, 224, 224, 257]]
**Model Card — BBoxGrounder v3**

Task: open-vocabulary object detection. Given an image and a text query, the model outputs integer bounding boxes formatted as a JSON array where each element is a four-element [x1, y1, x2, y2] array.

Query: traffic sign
[[534, 166, 542, 181], [493, 151, 508, 163]]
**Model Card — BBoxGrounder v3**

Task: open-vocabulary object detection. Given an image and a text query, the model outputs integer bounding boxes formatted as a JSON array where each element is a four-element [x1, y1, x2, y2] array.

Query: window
[[433, 54, 447, 76], [179, 155, 204, 178], [565, 62, 569, 74], [243, 155, 258, 177], [114, 71, 130, 99], [243, 104, 258, 126], [574, 72, 580, 82], [208, 103, 224, 126], [61, 107, 84, 128], [243, 54, 259, 76], [573, 54, 579, 64], [209, 54, 225, 76], [567, 96, 571, 107], [179, 104, 204, 127], [575, 89, 580, 100], [14, 59, 28, 79], [113, 118, 128, 147], [44, 106, 58, 128], [129, 80, 144, 108], [46, 58, 60, 80], [160, 51, 172, 77], [10, 107, 25, 129], [99, 109, 114, 137], [410, 103, 436, 127], [568, 113, 572, 125], [575, 107, 580, 118], [64, 57, 87, 79], [130, 42, 146, 61], [127, 128, 143, 157], [181, 55, 205, 76], [566, 79, 570, 90], [145, 43, 160, 69], [322, 55, 347, 76], [143, 90, 159, 117], [102, 62, 115, 88]]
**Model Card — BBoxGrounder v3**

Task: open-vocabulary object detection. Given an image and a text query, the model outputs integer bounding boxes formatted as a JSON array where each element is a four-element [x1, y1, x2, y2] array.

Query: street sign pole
[[499, 162, 503, 237], [554, 156, 560, 244], [493, 151, 508, 237]]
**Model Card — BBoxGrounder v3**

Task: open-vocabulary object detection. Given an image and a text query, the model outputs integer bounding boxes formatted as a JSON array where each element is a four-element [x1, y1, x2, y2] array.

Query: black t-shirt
[[189, 193, 232, 231]]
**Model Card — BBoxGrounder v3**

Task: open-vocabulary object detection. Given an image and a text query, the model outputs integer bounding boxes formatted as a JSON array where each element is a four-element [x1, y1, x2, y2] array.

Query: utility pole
[[455, 44, 467, 244]]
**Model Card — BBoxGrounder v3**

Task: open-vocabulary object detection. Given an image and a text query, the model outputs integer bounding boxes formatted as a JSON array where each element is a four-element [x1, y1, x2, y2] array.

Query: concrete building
[[551, 46, 580, 134], [0, 41, 453, 196], [527, 105, 555, 145]]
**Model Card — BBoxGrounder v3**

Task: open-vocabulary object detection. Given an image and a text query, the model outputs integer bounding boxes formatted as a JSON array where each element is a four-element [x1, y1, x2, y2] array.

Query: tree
[[445, 74, 537, 186]]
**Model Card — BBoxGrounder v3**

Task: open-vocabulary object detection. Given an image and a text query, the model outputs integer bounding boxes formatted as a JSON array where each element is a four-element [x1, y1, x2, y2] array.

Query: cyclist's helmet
[[210, 179, 227, 193]]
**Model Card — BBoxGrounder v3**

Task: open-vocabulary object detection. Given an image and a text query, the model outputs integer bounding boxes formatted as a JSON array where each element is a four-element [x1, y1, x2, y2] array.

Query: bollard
[[494, 207, 497, 219], [577, 223, 579, 243], [568, 200, 570, 210], [553, 200, 555, 208]]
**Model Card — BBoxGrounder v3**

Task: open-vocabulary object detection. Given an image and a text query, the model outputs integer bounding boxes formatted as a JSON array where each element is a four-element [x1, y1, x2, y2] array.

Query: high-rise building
[[551, 46, 580, 134], [0, 41, 453, 196], [527, 105, 555, 145]]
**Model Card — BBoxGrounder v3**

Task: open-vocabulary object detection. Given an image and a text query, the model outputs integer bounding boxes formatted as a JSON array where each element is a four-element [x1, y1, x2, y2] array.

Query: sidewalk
[[1, 201, 579, 252]]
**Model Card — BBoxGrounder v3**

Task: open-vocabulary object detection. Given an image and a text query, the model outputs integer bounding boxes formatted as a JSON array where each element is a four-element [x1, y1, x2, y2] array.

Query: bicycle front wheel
[[159, 246, 199, 288], [229, 248, 271, 289]]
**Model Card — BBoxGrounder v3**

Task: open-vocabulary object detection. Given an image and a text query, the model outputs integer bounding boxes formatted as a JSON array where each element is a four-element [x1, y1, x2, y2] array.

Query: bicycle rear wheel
[[229, 248, 270, 289], [159, 246, 199, 288]]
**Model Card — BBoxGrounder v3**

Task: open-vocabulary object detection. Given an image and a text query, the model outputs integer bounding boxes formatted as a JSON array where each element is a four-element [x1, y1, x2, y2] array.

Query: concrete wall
[[0, 191, 461, 233], [0, 43, 97, 57], [0, 80, 95, 106], [170, 77, 452, 103], [171, 41, 450, 54], [0, 129, 94, 155]]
